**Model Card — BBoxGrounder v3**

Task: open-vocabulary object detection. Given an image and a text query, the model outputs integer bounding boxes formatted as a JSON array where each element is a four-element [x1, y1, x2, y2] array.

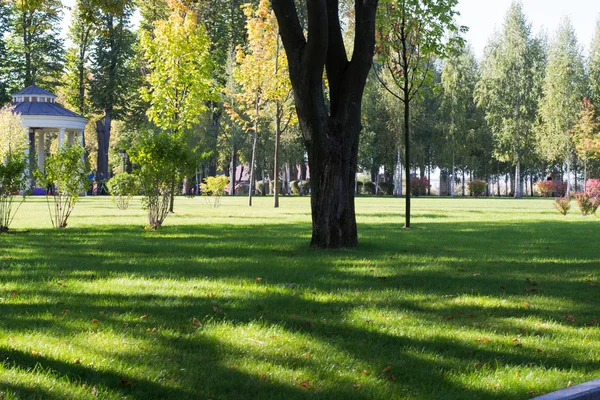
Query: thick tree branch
[[326, 0, 348, 108]]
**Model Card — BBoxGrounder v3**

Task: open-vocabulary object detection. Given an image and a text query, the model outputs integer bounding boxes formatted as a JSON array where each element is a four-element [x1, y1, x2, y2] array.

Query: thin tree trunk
[[451, 135, 455, 198], [274, 104, 281, 207], [248, 102, 259, 207], [229, 144, 236, 196]]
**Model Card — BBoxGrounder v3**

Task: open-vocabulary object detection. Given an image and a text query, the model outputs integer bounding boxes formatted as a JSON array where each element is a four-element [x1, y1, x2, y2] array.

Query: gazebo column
[[68, 131, 75, 145], [58, 127, 66, 148], [37, 132, 45, 172]]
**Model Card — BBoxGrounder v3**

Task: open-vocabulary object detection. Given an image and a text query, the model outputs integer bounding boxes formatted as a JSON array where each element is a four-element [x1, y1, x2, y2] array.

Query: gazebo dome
[[11, 84, 87, 130]]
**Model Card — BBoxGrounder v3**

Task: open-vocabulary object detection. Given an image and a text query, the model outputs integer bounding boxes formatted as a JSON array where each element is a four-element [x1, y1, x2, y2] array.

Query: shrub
[[574, 192, 600, 216], [411, 177, 430, 196], [0, 106, 29, 232], [553, 181, 567, 197], [0, 153, 28, 232], [200, 176, 229, 208], [35, 145, 90, 228], [107, 172, 139, 210], [468, 180, 487, 198], [553, 196, 571, 216], [536, 181, 554, 197], [129, 132, 192, 230], [255, 180, 269, 195], [356, 181, 363, 193], [378, 182, 394, 195], [586, 179, 600, 198], [290, 180, 310, 195], [361, 181, 376, 195]]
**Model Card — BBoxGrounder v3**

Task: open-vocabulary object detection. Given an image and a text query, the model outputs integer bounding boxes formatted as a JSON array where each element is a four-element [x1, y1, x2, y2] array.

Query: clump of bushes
[[291, 180, 310, 195], [378, 182, 394, 195], [410, 177, 430, 196], [553, 196, 571, 216], [468, 180, 487, 198], [586, 179, 600, 198], [360, 181, 376, 195], [107, 172, 139, 210], [574, 192, 600, 216], [536, 181, 554, 197]]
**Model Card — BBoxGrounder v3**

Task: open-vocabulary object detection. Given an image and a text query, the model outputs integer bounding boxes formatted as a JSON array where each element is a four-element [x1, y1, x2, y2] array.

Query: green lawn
[[1, 195, 599, 399]]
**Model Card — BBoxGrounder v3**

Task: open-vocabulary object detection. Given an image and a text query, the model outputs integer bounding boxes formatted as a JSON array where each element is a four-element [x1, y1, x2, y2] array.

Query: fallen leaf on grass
[[192, 318, 202, 326], [524, 302, 530, 308], [476, 338, 491, 344], [300, 381, 310, 388], [536, 348, 543, 353], [74, 359, 81, 364], [565, 315, 576, 322], [586, 320, 597, 327], [92, 319, 99, 324], [382, 365, 392, 372], [10, 291, 18, 297], [92, 386, 97, 397], [255, 277, 263, 282], [525, 278, 538, 286], [120, 379, 133, 386], [213, 305, 223, 313], [140, 314, 149, 320]]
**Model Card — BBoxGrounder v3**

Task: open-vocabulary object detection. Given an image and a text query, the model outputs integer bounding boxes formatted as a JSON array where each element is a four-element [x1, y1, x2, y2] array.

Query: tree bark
[[272, 0, 378, 248]]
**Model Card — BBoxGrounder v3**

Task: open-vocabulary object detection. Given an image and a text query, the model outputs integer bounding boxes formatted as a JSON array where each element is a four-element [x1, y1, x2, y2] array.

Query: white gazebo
[[11, 84, 88, 173]]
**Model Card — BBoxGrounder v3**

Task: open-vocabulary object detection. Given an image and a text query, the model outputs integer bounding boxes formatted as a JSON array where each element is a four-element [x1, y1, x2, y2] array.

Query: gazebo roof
[[12, 84, 57, 98], [12, 101, 85, 119]]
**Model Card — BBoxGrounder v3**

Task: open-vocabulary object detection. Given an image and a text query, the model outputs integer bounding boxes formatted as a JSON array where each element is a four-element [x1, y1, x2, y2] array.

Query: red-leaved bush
[[410, 177, 430, 196], [586, 179, 600, 198], [553, 181, 568, 197]]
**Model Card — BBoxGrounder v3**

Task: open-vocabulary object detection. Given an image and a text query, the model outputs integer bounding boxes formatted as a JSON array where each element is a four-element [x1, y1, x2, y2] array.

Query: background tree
[[63, 0, 96, 116], [475, 2, 546, 198], [271, 0, 379, 248], [572, 98, 600, 186], [441, 43, 478, 197], [589, 17, 600, 105], [376, 0, 465, 227], [141, 0, 215, 212], [4, 0, 64, 90], [536, 17, 586, 194], [0, 1, 11, 104], [87, 0, 136, 182]]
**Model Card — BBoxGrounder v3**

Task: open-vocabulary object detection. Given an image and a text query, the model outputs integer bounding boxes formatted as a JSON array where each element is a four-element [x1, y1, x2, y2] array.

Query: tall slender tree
[[441, 43, 478, 198], [536, 17, 586, 194], [141, 0, 216, 212], [87, 0, 136, 181], [63, 0, 96, 116], [475, 2, 546, 198], [376, 0, 464, 228]]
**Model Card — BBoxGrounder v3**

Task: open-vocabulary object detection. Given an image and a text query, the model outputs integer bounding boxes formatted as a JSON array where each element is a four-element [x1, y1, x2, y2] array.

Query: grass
[[1, 195, 599, 399]]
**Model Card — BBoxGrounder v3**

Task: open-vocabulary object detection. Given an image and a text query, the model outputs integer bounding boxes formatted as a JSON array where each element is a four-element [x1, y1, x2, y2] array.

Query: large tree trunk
[[272, 0, 378, 248]]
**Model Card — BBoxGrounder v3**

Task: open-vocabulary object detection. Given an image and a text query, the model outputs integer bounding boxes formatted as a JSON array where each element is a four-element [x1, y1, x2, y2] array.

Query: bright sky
[[59, 0, 599, 59], [457, 0, 600, 58]]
